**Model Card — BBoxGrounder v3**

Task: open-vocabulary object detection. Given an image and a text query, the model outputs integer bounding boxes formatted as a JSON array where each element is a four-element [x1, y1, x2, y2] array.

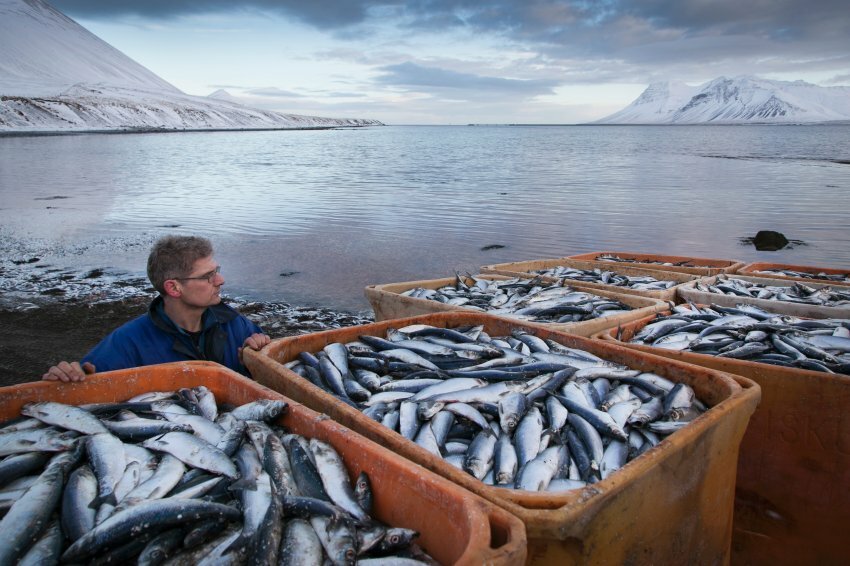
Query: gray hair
[[147, 235, 213, 294]]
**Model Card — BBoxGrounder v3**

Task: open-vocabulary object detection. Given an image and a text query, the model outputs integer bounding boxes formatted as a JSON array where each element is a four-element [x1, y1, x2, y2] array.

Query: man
[[43, 235, 270, 381]]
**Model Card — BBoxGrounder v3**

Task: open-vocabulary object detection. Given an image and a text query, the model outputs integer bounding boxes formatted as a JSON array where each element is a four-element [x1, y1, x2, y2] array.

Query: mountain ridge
[[594, 76, 850, 124]]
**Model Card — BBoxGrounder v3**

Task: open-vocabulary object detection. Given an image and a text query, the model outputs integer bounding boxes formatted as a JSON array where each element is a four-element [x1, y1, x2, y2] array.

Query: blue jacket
[[82, 296, 264, 376]]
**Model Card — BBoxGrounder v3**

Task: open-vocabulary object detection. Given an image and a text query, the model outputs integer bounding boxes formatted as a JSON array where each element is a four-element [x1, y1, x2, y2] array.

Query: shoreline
[[0, 124, 384, 138]]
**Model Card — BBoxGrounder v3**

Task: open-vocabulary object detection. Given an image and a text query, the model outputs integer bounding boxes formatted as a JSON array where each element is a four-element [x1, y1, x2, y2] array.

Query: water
[[1, 124, 848, 312]]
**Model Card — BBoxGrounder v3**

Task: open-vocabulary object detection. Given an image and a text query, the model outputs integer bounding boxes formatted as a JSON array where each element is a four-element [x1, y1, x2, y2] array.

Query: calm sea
[[1, 125, 848, 311]]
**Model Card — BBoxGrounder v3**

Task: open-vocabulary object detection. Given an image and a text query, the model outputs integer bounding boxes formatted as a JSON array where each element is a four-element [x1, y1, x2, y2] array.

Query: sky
[[50, 0, 850, 125]]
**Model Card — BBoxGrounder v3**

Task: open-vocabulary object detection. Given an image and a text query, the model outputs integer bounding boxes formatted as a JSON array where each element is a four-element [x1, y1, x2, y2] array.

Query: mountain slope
[[0, 0, 180, 96], [0, 0, 380, 132], [595, 76, 850, 124]]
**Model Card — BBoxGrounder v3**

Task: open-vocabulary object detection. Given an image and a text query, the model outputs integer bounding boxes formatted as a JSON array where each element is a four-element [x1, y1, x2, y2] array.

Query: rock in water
[[752, 230, 789, 251]]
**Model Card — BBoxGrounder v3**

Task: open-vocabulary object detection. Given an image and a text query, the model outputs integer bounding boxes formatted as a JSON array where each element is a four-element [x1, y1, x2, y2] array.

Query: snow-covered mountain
[[595, 76, 850, 124], [0, 0, 381, 132]]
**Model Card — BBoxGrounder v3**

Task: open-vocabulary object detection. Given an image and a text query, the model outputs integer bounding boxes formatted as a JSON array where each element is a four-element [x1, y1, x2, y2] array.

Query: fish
[[280, 323, 710, 493], [21, 402, 109, 436], [463, 425, 499, 480], [228, 399, 288, 422], [17, 520, 63, 566], [530, 265, 679, 290], [0, 451, 51, 487], [515, 445, 568, 491], [61, 464, 98, 541], [0, 385, 438, 564], [401, 277, 634, 323], [630, 303, 850, 375], [279, 519, 324, 566], [0, 427, 79, 457], [493, 433, 518, 486], [514, 407, 544, 466], [0, 447, 81, 564], [753, 268, 850, 283], [141, 432, 238, 479], [86, 432, 126, 506], [694, 275, 850, 308], [60, 499, 242, 562], [309, 439, 369, 523], [150, 401, 225, 445]]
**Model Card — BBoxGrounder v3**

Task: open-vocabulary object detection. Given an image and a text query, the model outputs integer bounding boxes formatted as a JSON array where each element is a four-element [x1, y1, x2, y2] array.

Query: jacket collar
[[148, 295, 239, 335]]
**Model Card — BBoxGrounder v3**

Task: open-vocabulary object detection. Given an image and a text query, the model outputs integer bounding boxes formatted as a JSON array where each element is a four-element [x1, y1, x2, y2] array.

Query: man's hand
[[42, 361, 96, 382], [238, 333, 271, 364]]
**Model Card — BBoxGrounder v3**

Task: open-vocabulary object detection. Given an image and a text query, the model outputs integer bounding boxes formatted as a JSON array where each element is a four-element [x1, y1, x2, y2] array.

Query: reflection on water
[[1, 125, 848, 310]]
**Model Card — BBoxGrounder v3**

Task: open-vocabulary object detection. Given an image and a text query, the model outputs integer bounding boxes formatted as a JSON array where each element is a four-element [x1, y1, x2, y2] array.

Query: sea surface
[[1, 124, 848, 312]]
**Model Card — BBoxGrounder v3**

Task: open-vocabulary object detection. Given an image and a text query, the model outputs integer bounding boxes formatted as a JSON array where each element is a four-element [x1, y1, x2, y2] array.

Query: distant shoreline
[[0, 124, 383, 138]]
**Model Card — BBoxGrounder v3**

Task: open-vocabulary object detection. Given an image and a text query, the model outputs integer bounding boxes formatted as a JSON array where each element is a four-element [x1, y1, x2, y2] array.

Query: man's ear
[[163, 280, 182, 298]]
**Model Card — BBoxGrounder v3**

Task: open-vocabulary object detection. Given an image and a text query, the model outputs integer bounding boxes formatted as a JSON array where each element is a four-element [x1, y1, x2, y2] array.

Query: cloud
[[374, 61, 559, 99], [243, 87, 306, 98], [53, 1, 850, 39], [823, 73, 850, 85], [52, 0, 850, 86], [51, 0, 392, 28]]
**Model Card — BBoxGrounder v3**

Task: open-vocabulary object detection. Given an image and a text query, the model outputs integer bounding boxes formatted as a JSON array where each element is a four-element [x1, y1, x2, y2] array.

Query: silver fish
[[0, 427, 79, 457], [61, 499, 241, 563], [493, 432, 518, 486], [21, 402, 109, 435], [497, 391, 529, 435], [279, 519, 323, 566], [0, 448, 81, 564], [463, 425, 499, 480], [61, 464, 98, 542], [141, 432, 238, 479], [228, 399, 288, 422], [17, 519, 63, 566], [309, 439, 368, 522], [515, 445, 568, 492], [514, 407, 544, 466], [86, 432, 126, 506]]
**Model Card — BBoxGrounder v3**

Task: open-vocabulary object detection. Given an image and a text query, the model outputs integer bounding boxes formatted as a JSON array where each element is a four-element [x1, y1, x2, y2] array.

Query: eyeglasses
[[175, 266, 221, 284]]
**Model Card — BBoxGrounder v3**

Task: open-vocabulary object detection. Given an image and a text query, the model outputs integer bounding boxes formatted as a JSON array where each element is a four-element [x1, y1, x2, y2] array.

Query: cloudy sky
[[52, 0, 850, 124]]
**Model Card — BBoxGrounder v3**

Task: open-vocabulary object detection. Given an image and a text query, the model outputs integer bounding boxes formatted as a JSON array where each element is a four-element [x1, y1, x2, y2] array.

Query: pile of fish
[[752, 268, 850, 284], [0, 390, 436, 565], [595, 254, 702, 267], [628, 303, 850, 375], [284, 323, 709, 492], [529, 266, 678, 291], [693, 275, 850, 308], [400, 275, 634, 323]]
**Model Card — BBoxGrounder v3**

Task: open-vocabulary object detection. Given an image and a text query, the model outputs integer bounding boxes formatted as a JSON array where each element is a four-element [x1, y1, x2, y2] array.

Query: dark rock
[[752, 230, 790, 251]]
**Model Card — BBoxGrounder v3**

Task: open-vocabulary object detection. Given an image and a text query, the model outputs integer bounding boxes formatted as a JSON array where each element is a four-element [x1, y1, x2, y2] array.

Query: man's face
[[177, 255, 224, 308]]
